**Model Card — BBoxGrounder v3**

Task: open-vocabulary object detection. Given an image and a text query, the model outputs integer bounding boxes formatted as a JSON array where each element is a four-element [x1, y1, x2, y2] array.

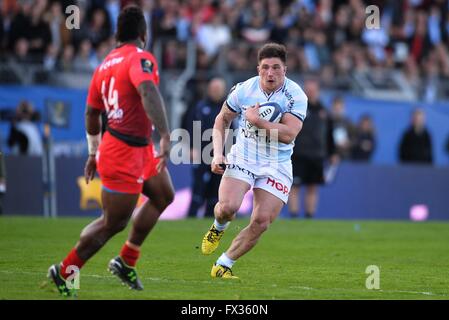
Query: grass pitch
[[1, 216, 448, 300]]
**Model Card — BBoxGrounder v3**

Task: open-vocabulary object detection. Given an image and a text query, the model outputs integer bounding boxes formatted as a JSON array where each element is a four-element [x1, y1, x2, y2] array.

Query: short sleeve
[[86, 69, 104, 110], [225, 83, 242, 113], [128, 51, 160, 89], [288, 84, 308, 122]]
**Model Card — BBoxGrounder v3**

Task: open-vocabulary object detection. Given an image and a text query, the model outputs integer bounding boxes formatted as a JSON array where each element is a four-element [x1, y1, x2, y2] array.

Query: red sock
[[120, 243, 140, 267], [60, 248, 85, 279]]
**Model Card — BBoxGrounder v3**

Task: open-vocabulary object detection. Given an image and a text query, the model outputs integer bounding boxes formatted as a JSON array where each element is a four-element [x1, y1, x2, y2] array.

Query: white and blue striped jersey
[[225, 76, 307, 172]]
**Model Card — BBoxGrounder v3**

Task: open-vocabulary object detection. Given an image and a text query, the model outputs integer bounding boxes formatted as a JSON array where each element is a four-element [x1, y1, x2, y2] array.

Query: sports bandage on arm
[[86, 133, 101, 156]]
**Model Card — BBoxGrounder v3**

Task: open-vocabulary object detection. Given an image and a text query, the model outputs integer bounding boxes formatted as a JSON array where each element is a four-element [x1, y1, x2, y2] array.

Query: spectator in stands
[[0, 9, 4, 54], [141, 0, 154, 49], [2, 0, 449, 103], [197, 47, 214, 70], [240, 11, 271, 44], [185, 77, 227, 218], [43, 43, 58, 71], [327, 4, 350, 50], [87, 7, 111, 49], [106, 0, 121, 36], [27, 3, 52, 61], [7, 0, 33, 53], [403, 56, 421, 94], [180, 0, 216, 37], [10, 37, 33, 64], [422, 52, 441, 103], [196, 13, 231, 58], [408, 10, 431, 64], [57, 44, 75, 72], [399, 108, 433, 164], [7, 100, 43, 156], [351, 114, 376, 161], [73, 39, 94, 73], [330, 95, 355, 160], [152, 0, 179, 41], [71, 2, 90, 50], [89, 40, 111, 69], [288, 79, 338, 219], [44, 1, 71, 54], [226, 42, 251, 72]]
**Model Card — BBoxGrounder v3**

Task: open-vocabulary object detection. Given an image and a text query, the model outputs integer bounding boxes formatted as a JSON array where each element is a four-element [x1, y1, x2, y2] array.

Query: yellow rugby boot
[[201, 224, 225, 255], [211, 263, 239, 279]]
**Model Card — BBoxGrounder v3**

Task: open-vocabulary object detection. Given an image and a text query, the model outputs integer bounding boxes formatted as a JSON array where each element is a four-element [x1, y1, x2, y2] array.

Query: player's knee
[[250, 216, 271, 234], [218, 201, 239, 219], [104, 218, 128, 235], [164, 188, 175, 207], [154, 188, 175, 212]]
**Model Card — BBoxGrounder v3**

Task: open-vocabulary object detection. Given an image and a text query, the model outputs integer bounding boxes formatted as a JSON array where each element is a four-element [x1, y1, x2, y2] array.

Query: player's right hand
[[211, 155, 227, 175], [156, 134, 170, 173], [84, 155, 96, 184]]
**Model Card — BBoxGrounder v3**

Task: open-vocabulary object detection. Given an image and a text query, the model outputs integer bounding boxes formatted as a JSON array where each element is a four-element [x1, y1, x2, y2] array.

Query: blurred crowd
[[0, 0, 449, 93]]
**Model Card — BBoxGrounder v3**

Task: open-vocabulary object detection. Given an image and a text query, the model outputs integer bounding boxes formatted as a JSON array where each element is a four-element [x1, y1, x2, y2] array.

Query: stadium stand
[[1, 0, 449, 219]]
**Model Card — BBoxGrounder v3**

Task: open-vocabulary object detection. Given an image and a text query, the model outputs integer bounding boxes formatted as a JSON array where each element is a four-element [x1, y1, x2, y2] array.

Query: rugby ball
[[246, 101, 283, 132]]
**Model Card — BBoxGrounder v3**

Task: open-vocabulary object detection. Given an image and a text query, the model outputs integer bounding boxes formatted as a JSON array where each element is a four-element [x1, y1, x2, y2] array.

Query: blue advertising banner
[[2, 156, 449, 220]]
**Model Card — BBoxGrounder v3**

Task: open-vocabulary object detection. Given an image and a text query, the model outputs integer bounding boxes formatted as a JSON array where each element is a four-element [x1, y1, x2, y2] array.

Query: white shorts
[[223, 158, 293, 204]]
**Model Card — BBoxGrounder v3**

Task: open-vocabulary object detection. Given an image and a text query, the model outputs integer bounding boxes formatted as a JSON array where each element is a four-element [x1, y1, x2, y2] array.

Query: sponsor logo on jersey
[[266, 177, 289, 195], [284, 89, 295, 110], [99, 57, 124, 71], [141, 59, 153, 74], [241, 128, 272, 143], [226, 164, 256, 179]]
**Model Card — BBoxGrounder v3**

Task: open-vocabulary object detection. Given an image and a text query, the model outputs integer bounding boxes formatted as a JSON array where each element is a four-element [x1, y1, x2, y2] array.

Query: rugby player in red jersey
[[48, 5, 174, 296]]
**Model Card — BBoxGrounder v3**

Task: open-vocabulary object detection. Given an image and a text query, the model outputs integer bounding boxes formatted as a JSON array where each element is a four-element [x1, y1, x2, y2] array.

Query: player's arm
[[84, 105, 102, 183], [245, 104, 303, 144], [84, 68, 104, 183], [138, 80, 170, 138], [211, 102, 238, 174], [138, 80, 170, 172], [85, 106, 102, 137]]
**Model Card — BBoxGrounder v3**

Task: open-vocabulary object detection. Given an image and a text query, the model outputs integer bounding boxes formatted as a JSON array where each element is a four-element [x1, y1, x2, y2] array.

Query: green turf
[[1, 216, 449, 299]]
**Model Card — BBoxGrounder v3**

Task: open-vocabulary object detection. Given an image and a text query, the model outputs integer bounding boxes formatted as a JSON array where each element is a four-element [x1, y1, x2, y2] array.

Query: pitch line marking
[[0, 270, 447, 297]]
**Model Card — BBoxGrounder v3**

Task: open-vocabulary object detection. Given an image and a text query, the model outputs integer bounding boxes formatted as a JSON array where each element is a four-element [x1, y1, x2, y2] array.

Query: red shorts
[[96, 131, 159, 194]]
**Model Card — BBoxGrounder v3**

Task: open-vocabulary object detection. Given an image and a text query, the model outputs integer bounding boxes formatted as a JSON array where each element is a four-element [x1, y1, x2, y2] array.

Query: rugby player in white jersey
[[201, 43, 308, 278]]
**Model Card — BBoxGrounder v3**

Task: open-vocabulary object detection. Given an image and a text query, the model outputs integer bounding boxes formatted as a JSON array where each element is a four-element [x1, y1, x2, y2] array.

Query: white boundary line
[[0, 270, 447, 298]]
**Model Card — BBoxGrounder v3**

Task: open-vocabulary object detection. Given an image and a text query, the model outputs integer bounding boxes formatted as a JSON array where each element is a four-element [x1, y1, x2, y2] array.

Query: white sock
[[217, 253, 235, 269], [213, 219, 229, 231]]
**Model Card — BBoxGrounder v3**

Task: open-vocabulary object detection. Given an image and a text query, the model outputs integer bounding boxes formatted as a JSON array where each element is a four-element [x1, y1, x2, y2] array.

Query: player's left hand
[[84, 155, 97, 184], [156, 134, 170, 173], [330, 154, 340, 165], [245, 103, 260, 125]]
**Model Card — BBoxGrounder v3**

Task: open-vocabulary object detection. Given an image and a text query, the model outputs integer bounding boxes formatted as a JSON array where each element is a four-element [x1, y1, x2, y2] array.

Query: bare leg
[[287, 185, 300, 216], [128, 168, 174, 247], [225, 188, 283, 261], [214, 177, 251, 224], [75, 190, 139, 261], [304, 184, 318, 217]]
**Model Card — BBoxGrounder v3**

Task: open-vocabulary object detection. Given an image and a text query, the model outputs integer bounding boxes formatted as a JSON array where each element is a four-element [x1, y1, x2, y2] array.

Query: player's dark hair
[[257, 43, 287, 64], [116, 5, 146, 43]]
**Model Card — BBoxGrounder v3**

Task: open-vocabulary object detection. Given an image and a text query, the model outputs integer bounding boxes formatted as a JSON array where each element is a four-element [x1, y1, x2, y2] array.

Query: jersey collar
[[258, 78, 287, 100]]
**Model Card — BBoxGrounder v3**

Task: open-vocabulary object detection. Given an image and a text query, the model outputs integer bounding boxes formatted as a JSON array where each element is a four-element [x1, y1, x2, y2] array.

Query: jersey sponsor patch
[[141, 59, 153, 74]]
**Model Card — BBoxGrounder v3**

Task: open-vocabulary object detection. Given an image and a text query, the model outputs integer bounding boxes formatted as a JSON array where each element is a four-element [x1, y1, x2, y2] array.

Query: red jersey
[[87, 43, 160, 141]]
